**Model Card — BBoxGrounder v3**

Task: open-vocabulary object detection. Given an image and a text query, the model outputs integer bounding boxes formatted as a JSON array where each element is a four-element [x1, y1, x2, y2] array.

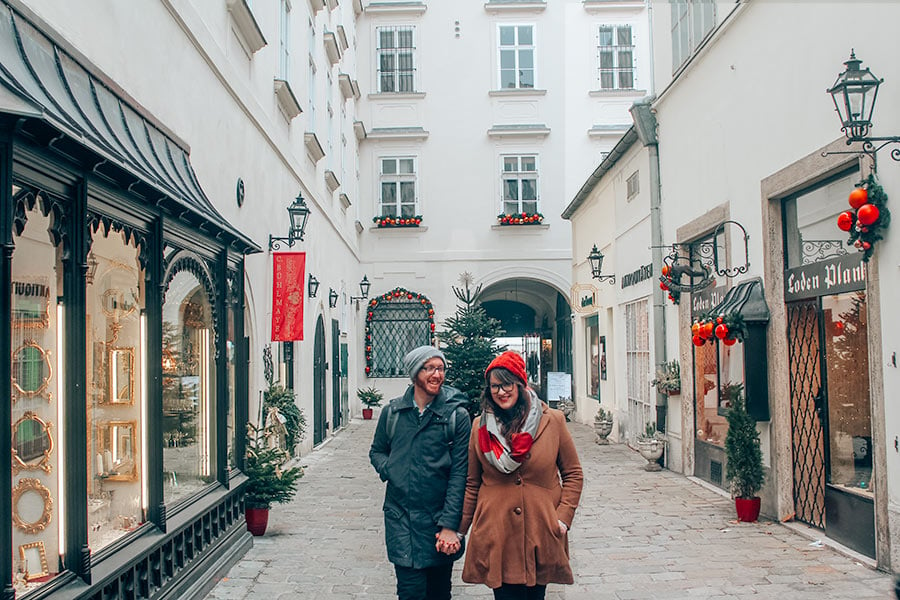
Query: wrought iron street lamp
[[307, 274, 320, 298], [268, 193, 311, 250], [587, 245, 615, 284], [328, 288, 339, 308], [350, 275, 371, 308], [827, 50, 900, 161]]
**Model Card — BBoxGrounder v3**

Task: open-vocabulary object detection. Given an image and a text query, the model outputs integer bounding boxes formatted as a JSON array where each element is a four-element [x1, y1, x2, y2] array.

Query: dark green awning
[[708, 278, 769, 324], [0, 3, 259, 253]]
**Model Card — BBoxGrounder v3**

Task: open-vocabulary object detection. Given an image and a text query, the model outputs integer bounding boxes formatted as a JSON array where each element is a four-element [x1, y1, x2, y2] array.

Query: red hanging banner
[[271, 252, 305, 341]]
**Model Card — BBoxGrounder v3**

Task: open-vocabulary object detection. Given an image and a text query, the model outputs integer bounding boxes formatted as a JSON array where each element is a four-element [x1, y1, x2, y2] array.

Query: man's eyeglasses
[[422, 365, 446, 374], [489, 382, 516, 394]]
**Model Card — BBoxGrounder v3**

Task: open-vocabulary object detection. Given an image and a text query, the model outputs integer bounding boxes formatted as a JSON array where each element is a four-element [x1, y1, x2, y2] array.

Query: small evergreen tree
[[437, 273, 505, 418], [724, 393, 765, 499], [244, 423, 303, 509]]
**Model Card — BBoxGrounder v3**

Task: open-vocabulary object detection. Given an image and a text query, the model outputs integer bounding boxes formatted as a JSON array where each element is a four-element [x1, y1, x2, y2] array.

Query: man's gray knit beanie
[[403, 346, 446, 381]]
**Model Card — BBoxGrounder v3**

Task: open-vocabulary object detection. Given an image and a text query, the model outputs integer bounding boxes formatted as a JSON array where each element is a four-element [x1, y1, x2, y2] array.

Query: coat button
[[515, 477, 522, 485], [514, 507, 522, 515], [524, 452, 531, 459]]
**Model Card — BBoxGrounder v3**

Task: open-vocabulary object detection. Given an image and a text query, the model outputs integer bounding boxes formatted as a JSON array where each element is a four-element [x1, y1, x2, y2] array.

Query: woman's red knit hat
[[485, 351, 527, 386]]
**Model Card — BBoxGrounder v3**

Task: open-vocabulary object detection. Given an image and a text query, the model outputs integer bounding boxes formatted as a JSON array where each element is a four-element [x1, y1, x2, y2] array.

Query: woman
[[458, 351, 583, 600]]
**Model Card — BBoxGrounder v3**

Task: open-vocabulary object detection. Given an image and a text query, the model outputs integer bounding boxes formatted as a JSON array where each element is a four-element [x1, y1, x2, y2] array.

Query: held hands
[[435, 527, 461, 555]]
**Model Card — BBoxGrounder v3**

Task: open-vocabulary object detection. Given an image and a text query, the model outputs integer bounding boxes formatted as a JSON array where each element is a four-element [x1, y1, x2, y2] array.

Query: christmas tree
[[437, 273, 505, 418]]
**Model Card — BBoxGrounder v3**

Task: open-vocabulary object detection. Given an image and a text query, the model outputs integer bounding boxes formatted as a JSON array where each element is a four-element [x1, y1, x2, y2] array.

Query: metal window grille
[[598, 25, 634, 90], [379, 157, 417, 217], [369, 299, 432, 377], [377, 26, 416, 93], [501, 155, 538, 215], [625, 299, 651, 443], [498, 25, 535, 89]]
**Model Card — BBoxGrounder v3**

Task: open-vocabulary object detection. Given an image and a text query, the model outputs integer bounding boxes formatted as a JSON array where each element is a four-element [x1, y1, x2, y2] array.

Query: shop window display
[[86, 226, 145, 552], [162, 265, 217, 504], [11, 198, 61, 594]]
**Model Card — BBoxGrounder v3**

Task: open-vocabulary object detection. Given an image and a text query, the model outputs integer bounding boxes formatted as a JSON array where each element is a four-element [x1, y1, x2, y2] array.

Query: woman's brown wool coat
[[459, 404, 583, 589]]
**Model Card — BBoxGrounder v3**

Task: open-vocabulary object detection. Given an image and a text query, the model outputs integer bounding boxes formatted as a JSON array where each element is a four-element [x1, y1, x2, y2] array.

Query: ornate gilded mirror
[[12, 411, 53, 474], [98, 265, 139, 322], [18, 541, 49, 580], [97, 420, 137, 481], [11, 340, 52, 401], [12, 478, 53, 534], [107, 347, 135, 405]]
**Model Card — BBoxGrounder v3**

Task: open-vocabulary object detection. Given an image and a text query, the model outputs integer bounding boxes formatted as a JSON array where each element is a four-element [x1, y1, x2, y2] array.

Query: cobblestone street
[[206, 416, 894, 599]]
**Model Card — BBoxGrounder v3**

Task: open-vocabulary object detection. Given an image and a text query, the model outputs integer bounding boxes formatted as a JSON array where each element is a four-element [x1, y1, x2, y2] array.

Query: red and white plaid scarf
[[477, 391, 542, 474]]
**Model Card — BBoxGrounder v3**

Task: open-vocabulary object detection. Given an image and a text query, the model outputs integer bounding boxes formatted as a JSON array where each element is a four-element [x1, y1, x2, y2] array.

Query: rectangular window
[[498, 25, 535, 89], [377, 26, 416, 93], [279, 0, 291, 79], [625, 299, 651, 443], [308, 19, 317, 131], [626, 170, 640, 199], [671, 0, 715, 70], [379, 157, 417, 217], [501, 155, 538, 215], [598, 25, 634, 90]]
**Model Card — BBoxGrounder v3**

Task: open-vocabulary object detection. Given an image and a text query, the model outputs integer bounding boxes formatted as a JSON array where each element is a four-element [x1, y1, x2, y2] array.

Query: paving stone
[[203, 417, 895, 599]]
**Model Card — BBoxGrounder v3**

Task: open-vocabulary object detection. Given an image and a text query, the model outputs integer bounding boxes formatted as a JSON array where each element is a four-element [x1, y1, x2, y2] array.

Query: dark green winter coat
[[369, 385, 471, 568]]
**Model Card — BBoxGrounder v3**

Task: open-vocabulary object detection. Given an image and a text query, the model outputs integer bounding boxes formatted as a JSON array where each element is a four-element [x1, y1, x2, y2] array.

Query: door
[[787, 300, 826, 529], [331, 319, 342, 430], [313, 316, 327, 445]]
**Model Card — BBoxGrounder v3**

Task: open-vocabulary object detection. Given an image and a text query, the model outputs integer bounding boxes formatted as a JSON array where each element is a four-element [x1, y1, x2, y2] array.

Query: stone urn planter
[[593, 406, 613, 445], [637, 436, 666, 471]]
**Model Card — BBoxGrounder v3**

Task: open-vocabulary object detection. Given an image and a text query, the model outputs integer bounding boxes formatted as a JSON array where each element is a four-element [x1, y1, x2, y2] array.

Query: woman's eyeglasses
[[489, 382, 515, 394]]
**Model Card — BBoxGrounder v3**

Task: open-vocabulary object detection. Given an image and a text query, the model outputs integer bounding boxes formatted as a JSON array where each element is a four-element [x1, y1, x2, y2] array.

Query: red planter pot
[[735, 496, 761, 522], [362, 408, 374, 420], [245, 507, 269, 536]]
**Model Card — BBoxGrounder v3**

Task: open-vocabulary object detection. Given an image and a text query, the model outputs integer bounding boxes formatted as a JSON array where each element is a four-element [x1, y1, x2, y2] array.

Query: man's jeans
[[394, 563, 453, 600]]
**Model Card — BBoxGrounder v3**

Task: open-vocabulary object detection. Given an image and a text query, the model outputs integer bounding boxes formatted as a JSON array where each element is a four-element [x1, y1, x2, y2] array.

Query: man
[[369, 346, 471, 600]]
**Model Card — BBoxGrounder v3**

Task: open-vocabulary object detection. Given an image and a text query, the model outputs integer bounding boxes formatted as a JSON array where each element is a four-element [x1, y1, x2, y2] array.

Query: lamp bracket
[[592, 273, 616, 285], [654, 220, 750, 292], [821, 136, 900, 166], [268, 235, 298, 251]]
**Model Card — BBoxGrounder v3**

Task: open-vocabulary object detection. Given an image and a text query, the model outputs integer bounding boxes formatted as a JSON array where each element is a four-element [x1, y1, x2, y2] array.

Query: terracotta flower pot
[[734, 496, 761, 522], [245, 507, 269, 536], [362, 408, 374, 420]]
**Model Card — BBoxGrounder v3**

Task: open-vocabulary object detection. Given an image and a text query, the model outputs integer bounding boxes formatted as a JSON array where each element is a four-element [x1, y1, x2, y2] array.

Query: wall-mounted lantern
[[587, 245, 615, 284], [268, 193, 311, 250], [350, 275, 371, 308], [328, 288, 339, 308], [307, 274, 320, 298]]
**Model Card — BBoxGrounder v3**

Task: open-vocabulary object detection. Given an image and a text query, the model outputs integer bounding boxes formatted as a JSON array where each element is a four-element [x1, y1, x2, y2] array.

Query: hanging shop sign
[[784, 253, 865, 302], [271, 252, 306, 341], [570, 283, 599, 314]]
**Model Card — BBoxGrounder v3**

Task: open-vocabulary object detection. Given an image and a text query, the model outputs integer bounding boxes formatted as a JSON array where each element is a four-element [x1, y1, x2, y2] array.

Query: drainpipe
[[629, 97, 667, 434]]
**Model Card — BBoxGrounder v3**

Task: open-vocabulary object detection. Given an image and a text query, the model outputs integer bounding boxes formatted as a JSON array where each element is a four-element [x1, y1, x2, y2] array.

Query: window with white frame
[[498, 25, 535, 89], [501, 155, 538, 215], [625, 299, 651, 443], [377, 26, 416, 93], [308, 19, 317, 130], [379, 157, 417, 217], [671, 0, 716, 70], [279, 0, 291, 79], [597, 24, 634, 90]]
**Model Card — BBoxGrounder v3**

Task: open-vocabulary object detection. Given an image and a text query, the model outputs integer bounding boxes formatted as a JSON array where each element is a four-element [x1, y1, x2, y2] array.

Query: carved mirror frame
[[11, 411, 53, 474], [11, 340, 52, 402], [106, 347, 135, 405], [12, 477, 53, 534]]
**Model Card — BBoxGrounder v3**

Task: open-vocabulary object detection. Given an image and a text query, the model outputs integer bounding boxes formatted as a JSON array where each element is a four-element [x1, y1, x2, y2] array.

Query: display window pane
[[823, 292, 872, 495], [11, 199, 62, 593], [86, 226, 146, 552], [162, 266, 217, 504], [586, 317, 599, 399], [226, 291, 237, 470]]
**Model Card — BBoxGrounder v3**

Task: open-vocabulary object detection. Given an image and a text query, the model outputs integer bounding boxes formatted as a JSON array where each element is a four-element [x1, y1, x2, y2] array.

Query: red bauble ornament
[[661, 265, 670, 277], [716, 316, 723, 324], [691, 322, 700, 336], [723, 337, 737, 346], [692, 335, 704, 347], [660, 282, 669, 291], [834, 321, 844, 335], [848, 187, 868, 210], [701, 321, 715, 339], [857, 203, 880, 226], [715, 323, 729, 339], [862, 241, 871, 250], [837, 211, 854, 232]]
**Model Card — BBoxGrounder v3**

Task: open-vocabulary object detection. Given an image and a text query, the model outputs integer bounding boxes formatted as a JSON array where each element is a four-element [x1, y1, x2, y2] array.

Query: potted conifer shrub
[[724, 391, 765, 522], [244, 423, 303, 536], [593, 405, 613, 445], [357, 386, 383, 420]]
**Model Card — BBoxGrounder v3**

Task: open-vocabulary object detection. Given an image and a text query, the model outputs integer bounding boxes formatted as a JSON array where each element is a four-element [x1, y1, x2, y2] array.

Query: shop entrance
[[782, 167, 874, 558]]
